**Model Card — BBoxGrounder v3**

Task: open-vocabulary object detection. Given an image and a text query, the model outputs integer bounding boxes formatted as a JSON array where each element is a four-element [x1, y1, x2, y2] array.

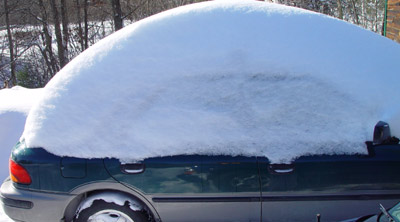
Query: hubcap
[[88, 209, 134, 222]]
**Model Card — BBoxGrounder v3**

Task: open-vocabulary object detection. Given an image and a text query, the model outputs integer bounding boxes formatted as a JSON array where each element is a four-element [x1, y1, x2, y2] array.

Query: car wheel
[[74, 199, 148, 222]]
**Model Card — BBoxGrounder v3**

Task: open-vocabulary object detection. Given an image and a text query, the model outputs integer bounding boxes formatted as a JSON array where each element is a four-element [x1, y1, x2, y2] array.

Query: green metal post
[[384, 0, 388, 36]]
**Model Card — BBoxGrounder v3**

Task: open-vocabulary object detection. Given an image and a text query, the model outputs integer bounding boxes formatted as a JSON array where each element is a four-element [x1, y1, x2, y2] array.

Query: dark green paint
[[105, 155, 203, 193], [11, 142, 115, 193], [10, 141, 400, 195], [259, 145, 400, 193], [104, 155, 259, 193], [61, 157, 87, 178], [201, 156, 259, 193]]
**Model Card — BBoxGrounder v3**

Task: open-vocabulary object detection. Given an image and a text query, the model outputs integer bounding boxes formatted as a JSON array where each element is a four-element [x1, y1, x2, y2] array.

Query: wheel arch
[[63, 182, 161, 222]]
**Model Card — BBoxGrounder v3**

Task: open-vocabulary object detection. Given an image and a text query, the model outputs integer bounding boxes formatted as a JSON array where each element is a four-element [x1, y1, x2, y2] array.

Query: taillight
[[9, 159, 32, 185]]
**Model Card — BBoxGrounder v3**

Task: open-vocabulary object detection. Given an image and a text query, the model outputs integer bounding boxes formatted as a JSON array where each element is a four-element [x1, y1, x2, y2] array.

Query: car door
[[259, 144, 400, 222], [105, 155, 261, 222]]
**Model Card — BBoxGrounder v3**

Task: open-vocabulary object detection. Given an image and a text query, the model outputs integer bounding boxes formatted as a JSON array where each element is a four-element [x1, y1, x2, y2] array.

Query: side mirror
[[373, 121, 391, 145], [373, 121, 399, 145]]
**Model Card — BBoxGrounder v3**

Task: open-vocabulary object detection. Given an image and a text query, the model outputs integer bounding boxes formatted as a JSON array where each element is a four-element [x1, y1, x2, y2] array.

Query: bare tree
[[60, 0, 69, 60], [110, 0, 123, 31], [50, 0, 68, 68], [337, 0, 343, 19], [83, 0, 89, 49], [4, 0, 16, 86], [37, 0, 59, 76], [351, 0, 360, 25], [75, 0, 85, 51]]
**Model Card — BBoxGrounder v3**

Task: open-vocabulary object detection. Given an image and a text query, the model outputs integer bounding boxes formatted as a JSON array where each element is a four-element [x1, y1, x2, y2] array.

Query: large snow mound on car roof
[[23, 0, 400, 163]]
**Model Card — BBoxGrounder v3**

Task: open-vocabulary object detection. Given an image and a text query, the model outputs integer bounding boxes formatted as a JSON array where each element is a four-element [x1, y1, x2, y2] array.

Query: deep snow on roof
[[23, 0, 400, 163]]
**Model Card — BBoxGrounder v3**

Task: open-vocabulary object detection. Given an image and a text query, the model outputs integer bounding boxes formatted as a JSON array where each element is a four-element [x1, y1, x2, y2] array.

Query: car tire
[[74, 199, 148, 222]]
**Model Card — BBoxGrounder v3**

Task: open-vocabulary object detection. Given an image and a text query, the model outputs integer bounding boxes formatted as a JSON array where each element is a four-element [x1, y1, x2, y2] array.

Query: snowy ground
[[0, 87, 43, 180], [0, 87, 43, 221], [0, 208, 11, 222]]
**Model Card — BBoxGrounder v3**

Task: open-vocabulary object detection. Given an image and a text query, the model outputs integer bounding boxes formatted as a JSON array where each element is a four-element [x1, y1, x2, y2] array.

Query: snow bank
[[0, 87, 43, 180], [0, 207, 11, 222], [0, 86, 42, 115], [23, 0, 400, 163]]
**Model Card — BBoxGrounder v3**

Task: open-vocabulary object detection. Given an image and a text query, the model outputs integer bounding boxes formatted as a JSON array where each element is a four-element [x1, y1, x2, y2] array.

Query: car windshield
[[380, 203, 400, 222]]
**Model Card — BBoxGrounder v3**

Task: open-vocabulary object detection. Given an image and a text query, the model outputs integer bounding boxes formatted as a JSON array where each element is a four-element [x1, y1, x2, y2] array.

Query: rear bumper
[[0, 194, 33, 209], [0, 178, 77, 222]]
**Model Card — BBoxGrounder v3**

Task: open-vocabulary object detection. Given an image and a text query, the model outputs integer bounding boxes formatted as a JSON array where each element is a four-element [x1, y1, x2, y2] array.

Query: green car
[[1, 129, 400, 222], [2, 1, 400, 221]]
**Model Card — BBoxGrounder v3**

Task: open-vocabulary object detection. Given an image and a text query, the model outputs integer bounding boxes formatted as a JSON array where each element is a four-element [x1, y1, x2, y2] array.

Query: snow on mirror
[[22, 0, 400, 163]]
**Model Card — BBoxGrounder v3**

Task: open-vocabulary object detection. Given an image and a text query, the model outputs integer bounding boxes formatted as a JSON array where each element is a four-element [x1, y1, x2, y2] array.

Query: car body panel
[[105, 155, 203, 193], [105, 155, 261, 222], [258, 144, 400, 221], [2, 142, 400, 222], [11, 142, 116, 193], [151, 193, 260, 222], [259, 145, 400, 193], [104, 155, 260, 193], [61, 157, 87, 179], [1, 178, 76, 222]]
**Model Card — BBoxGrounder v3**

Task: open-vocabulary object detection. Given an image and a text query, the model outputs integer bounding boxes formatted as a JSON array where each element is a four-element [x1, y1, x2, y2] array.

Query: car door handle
[[273, 168, 294, 173], [268, 164, 295, 175], [121, 163, 145, 174]]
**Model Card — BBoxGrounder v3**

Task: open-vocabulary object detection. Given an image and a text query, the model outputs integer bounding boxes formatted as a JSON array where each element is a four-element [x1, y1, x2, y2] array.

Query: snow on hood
[[22, 0, 400, 163]]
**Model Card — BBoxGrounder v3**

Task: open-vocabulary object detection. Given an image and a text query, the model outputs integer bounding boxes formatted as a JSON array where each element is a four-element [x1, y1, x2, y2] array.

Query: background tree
[[111, 0, 123, 31], [3, 0, 16, 86], [50, 0, 67, 68]]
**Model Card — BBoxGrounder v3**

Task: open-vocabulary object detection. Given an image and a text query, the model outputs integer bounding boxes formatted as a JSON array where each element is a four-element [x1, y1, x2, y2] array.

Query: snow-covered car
[[2, 1, 400, 222]]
